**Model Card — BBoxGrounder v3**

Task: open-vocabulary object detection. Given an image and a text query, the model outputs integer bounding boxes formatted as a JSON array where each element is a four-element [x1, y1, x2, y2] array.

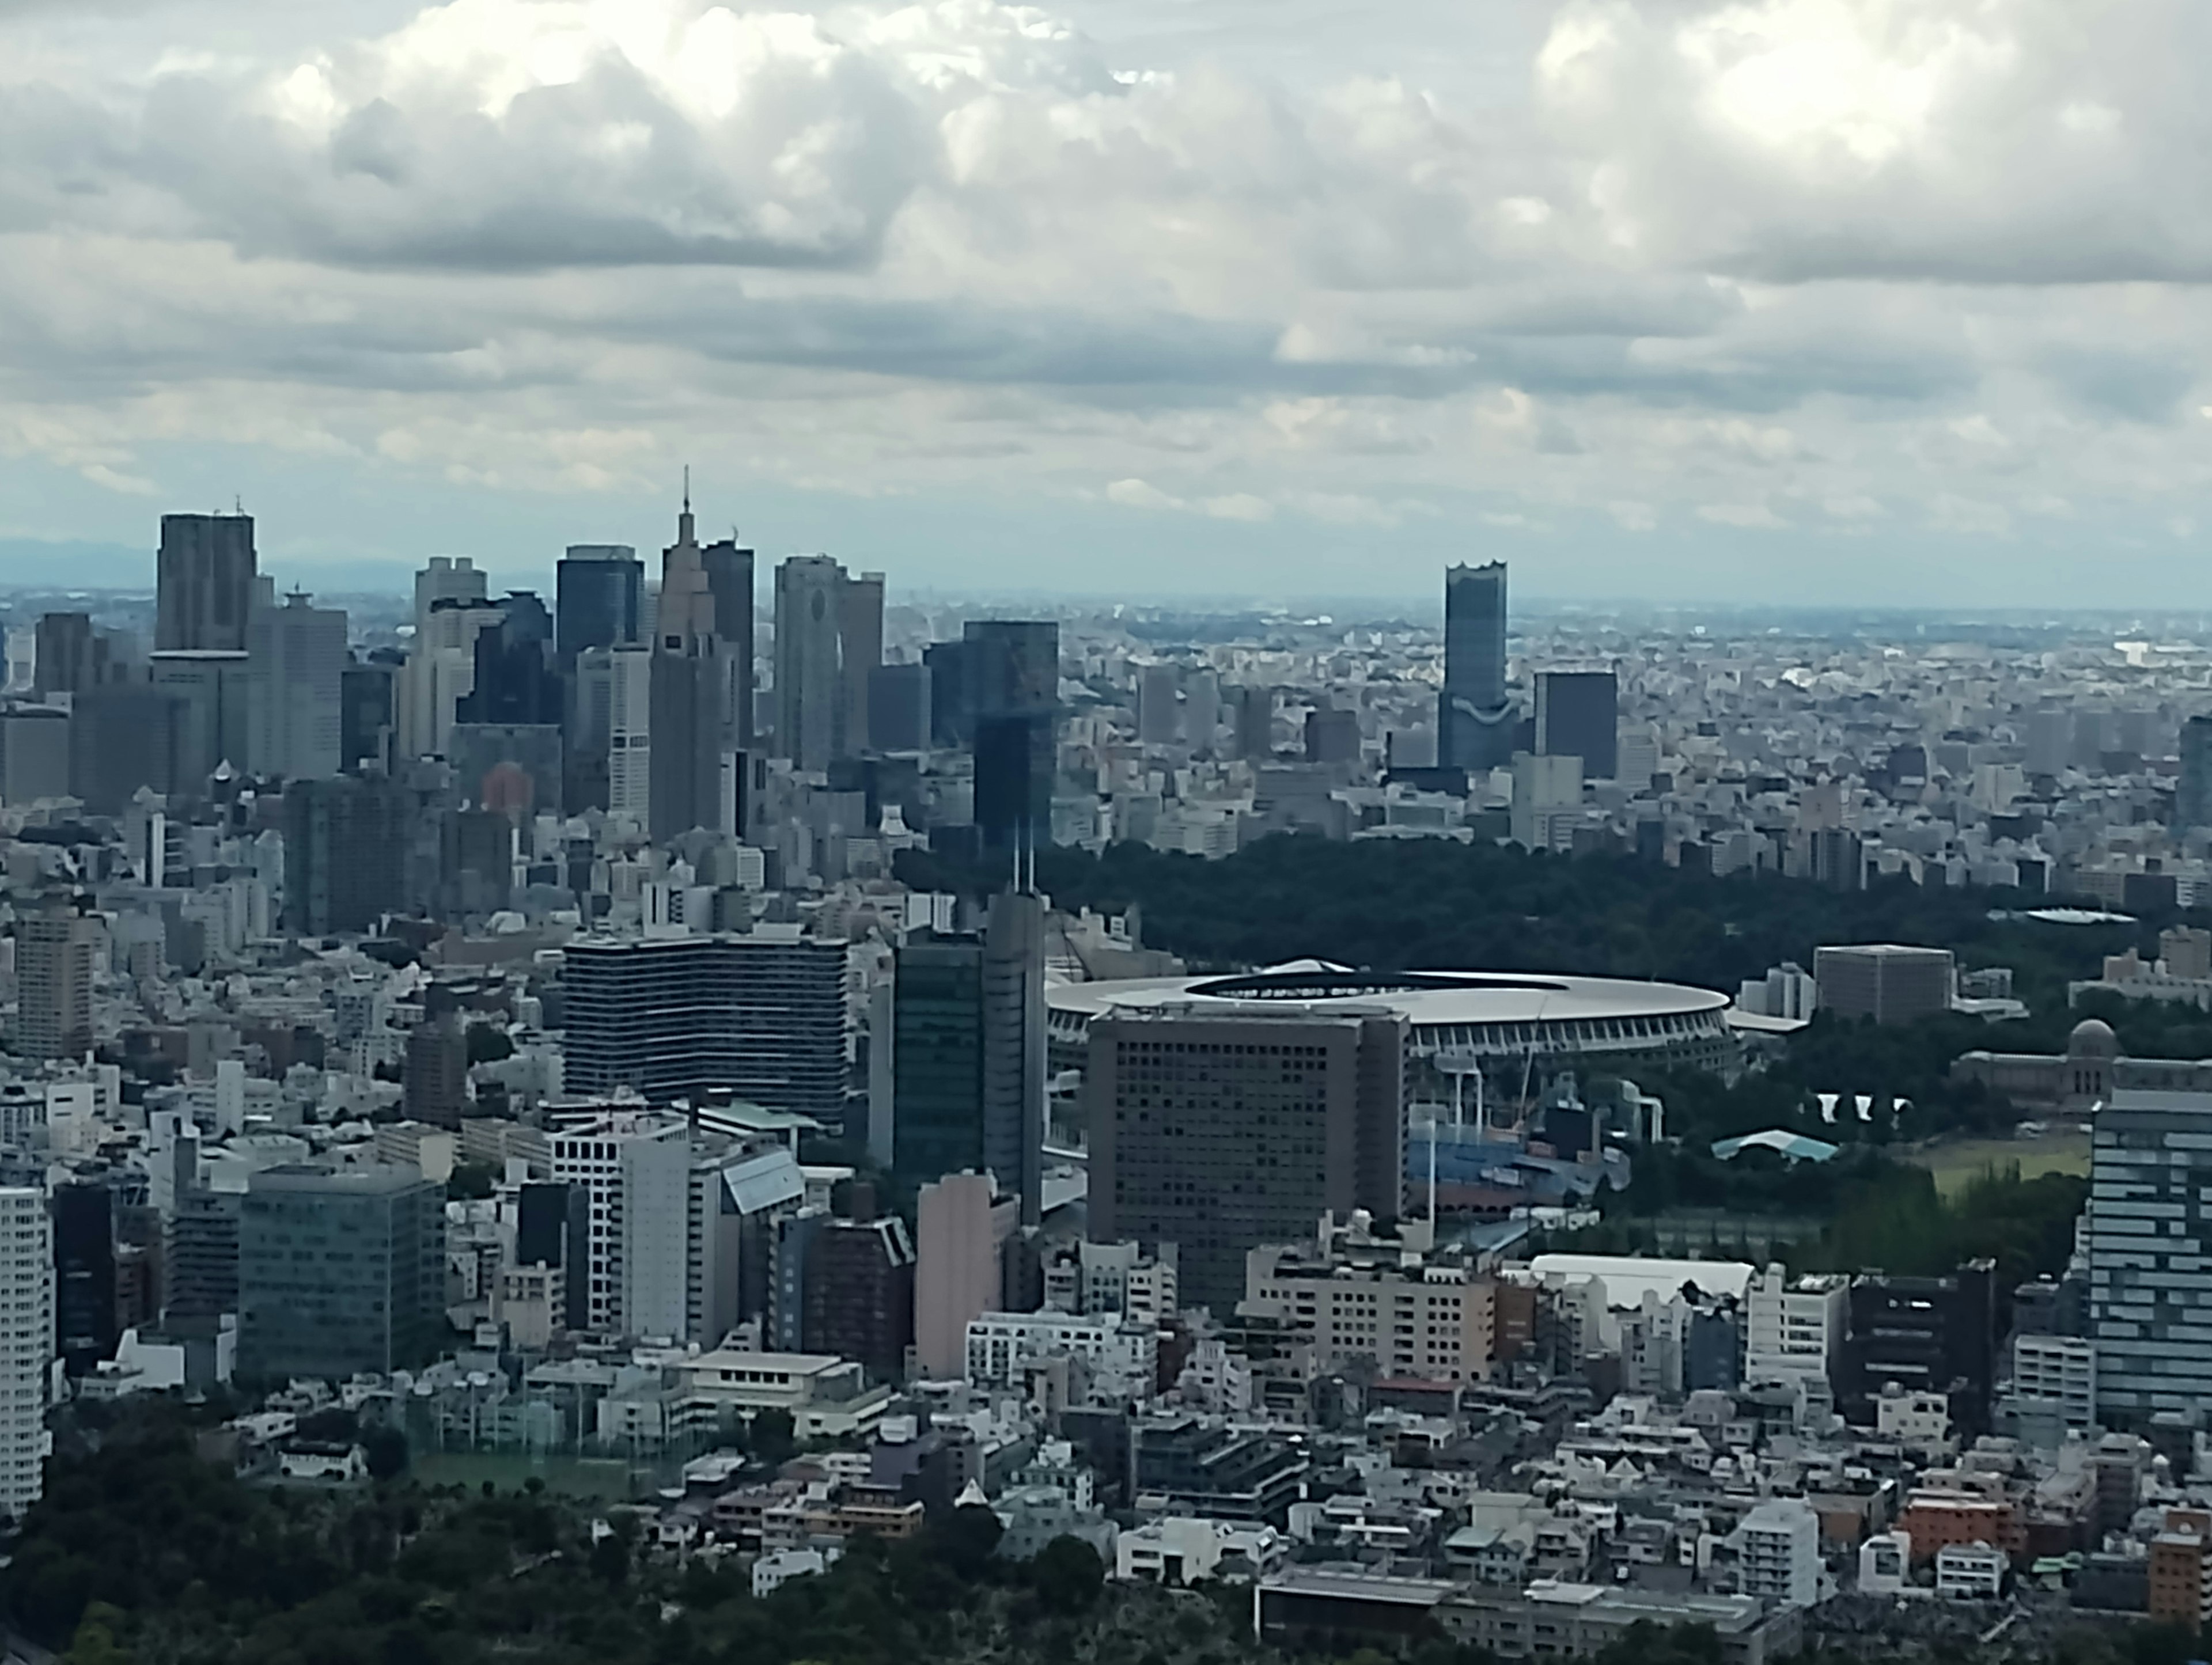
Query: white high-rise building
[[1743, 1264, 1849, 1388], [1733, 1499, 1821, 1609], [606, 646, 654, 824], [0, 1188, 53, 1520], [247, 591, 346, 780], [396, 557, 493, 761]]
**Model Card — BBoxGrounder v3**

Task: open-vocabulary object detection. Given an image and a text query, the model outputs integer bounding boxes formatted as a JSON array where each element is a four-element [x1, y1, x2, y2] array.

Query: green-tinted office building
[[892, 934, 987, 1182], [238, 1163, 447, 1383]]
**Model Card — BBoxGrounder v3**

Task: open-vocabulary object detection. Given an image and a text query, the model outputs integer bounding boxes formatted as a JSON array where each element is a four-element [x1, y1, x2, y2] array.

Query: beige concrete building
[[1240, 1212, 1497, 1385]]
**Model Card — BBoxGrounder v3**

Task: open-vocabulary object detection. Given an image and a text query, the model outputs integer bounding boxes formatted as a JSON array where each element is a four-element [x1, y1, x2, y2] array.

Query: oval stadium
[[1046, 962, 1738, 1113]]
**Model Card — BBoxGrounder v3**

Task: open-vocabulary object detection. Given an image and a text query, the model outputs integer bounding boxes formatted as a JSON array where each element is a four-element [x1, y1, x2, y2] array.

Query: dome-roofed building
[[1952, 1012, 2207, 1112]]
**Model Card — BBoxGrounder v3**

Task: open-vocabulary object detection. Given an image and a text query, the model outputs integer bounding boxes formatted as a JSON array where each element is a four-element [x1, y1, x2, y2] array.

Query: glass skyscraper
[[2088, 1088, 2212, 1425], [1440, 561, 1515, 772]]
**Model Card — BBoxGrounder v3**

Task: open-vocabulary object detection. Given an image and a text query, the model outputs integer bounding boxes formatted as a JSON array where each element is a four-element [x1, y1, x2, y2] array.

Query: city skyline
[[2, 0, 2210, 606]]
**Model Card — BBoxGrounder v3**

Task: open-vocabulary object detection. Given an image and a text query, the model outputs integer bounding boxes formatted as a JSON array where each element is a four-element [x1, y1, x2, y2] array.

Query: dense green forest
[[899, 835, 2153, 1002], [6, 1413, 2202, 1665], [904, 834, 2212, 1148]]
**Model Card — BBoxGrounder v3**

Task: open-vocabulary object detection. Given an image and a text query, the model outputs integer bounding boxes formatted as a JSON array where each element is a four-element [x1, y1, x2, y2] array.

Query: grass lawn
[[1909, 1130, 2092, 1198], [411, 1451, 666, 1501]]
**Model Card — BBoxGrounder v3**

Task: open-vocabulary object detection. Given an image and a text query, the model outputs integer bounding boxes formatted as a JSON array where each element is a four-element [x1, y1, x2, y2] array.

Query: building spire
[[677, 465, 696, 546]]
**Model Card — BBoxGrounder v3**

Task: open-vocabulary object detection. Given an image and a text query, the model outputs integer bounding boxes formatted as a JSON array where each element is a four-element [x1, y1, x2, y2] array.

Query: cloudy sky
[[1, 0, 2208, 605]]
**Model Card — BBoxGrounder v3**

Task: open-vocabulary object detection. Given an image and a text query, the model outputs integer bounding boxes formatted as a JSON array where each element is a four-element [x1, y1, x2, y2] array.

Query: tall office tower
[[396, 558, 495, 760], [868, 663, 932, 753], [891, 894, 1048, 1220], [914, 1172, 1003, 1379], [281, 774, 410, 935], [603, 646, 654, 823], [54, 1179, 117, 1377], [150, 649, 252, 788], [403, 1012, 468, 1128], [16, 895, 100, 1059], [892, 932, 987, 1183], [1440, 560, 1514, 772], [801, 1199, 915, 1380], [924, 639, 971, 746], [1184, 668, 1220, 756], [1535, 669, 1619, 781], [237, 1162, 446, 1382], [775, 555, 848, 772], [164, 1189, 241, 1324], [67, 687, 180, 814], [0, 1189, 52, 1521], [562, 931, 847, 1121], [245, 591, 346, 780], [982, 889, 1049, 1227], [2178, 716, 2212, 832], [698, 540, 756, 748], [650, 499, 738, 841], [1138, 663, 1181, 746], [157, 511, 257, 652], [1086, 1005, 1406, 1315], [552, 1114, 685, 1336], [457, 591, 562, 726], [2090, 1090, 2212, 1426], [555, 545, 643, 663], [616, 1131, 802, 1345], [839, 570, 885, 755], [965, 620, 1059, 854], [1230, 684, 1274, 759], [341, 651, 399, 774], [33, 612, 123, 699]]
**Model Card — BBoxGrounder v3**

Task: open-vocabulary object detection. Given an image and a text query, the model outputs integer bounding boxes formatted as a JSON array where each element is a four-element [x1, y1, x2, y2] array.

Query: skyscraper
[[2178, 716, 2212, 832], [1440, 561, 1514, 772], [0, 1189, 52, 1521], [892, 932, 988, 1184], [246, 591, 347, 780], [774, 555, 847, 773], [237, 1163, 447, 1383], [2089, 1090, 2212, 1426], [16, 895, 100, 1059], [891, 892, 1048, 1221], [965, 620, 1059, 854], [699, 540, 756, 749], [157, 511, 257, 653], [282, 774, 410, 936], [839, 570, 885, 754], [458, 591, 561, 727], [33, 613, 124, 700], [650, 498, 738, 841], [1086, 1005, 1406, 1315], [53, 1179, 117, 1378], [1535, 669, 1619, 781], [555, 545, 643, 663], [982, 889, 1048, 1226]]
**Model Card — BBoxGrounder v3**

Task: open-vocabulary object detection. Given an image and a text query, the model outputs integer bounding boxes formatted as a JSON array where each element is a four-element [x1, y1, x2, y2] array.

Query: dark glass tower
[[1440, 561, 1514, 772], [964, 620, 1058, 853], [555, 545, 643, 663], [157, 512, 257, 652]]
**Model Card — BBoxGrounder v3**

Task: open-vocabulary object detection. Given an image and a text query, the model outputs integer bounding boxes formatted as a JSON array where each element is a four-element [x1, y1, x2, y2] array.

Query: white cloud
[[0, 0, 2203, 599]]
